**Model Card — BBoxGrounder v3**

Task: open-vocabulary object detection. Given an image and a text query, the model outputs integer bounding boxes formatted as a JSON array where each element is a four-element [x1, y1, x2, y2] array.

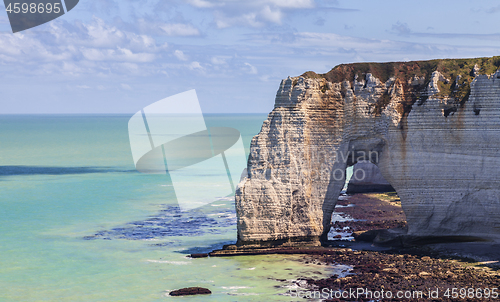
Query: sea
[[0, 114, 342, 302]]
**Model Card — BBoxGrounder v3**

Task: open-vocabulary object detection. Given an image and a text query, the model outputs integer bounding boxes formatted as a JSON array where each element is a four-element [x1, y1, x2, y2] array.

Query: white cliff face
[[236, 62, 500, 245], [236, 76, 350, 245], [426, 71, 449, 96], [382, 70, 500, 237]]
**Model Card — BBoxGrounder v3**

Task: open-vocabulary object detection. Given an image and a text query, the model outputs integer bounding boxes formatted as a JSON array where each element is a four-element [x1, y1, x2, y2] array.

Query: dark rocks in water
[[83, 204, 236, 241], [209, 246, 353, 257], [177, 240, 236, 255], [169, 287, 211, 296], [189, 253, 209, 258]]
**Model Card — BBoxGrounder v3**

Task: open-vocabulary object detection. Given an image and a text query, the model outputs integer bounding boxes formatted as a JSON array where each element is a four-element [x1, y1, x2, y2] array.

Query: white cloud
[[61, 61, 84, 76], [81, 47, 156, 62], [121, 83, 132, 90], [259, 75, 271, 82], [77, 85, 91, 89], [186, 0, 313, 9], [211, 56, 227, 65], [260, 5, 282, 24], [189, 61, 203, 70], [187, 0, 316, 28], [174, 50, 188, 61], [214, 11, 263, 28], [83, 17, 127, 48], [268, 0, 314, 8], [0, 18, 167, 76], [160, 23, 200, 36], [185, 0, 218, 8], [244, 62, 258, 74]]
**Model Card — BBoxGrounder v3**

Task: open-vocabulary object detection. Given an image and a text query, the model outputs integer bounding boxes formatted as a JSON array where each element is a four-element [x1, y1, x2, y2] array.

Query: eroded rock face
[[236, 58, 500, 245]]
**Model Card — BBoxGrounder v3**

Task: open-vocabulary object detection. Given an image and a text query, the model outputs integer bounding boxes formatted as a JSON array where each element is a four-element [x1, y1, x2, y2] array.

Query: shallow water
[[0, 114, 335, 301]]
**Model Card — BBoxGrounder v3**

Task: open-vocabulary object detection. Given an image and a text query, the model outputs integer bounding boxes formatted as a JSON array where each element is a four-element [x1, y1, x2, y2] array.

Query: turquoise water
[[0, 115, 333, 301]]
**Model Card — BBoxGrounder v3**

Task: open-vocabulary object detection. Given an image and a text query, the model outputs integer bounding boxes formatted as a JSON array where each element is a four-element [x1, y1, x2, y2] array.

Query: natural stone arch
[[320, 137, 389, 241], [236, 58, 500, 247]]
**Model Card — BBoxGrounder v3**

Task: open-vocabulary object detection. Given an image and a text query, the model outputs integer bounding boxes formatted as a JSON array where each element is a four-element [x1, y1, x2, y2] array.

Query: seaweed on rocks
[[83, 204, 236, 241]]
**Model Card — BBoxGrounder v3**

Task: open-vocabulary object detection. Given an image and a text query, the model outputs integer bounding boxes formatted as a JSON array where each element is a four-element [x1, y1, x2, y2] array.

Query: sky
[[1, 0, 500, 114]]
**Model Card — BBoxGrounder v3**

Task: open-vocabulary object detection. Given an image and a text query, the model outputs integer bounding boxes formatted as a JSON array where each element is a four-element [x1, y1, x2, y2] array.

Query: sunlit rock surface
[[236, 57, 500, 245]]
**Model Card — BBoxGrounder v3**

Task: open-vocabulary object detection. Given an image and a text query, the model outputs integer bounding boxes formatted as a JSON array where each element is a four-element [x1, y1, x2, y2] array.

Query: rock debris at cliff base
[[299, 250, 500, 302]]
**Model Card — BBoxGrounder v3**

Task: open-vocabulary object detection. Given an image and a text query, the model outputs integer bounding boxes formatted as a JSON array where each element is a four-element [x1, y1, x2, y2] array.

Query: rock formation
[[235, 57, 500, 246], [346, 161, 394, 194], [169, 287, 211, 296]]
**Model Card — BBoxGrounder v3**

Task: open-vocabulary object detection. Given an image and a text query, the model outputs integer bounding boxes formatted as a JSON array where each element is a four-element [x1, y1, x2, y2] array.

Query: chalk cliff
[[235, 57, 500, 246]]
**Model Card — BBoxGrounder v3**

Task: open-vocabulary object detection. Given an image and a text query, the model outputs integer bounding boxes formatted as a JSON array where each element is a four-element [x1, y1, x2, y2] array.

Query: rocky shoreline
[[300, 249, 500, 302], [204, 244, 500, 301], [201, 192, 500, 301]]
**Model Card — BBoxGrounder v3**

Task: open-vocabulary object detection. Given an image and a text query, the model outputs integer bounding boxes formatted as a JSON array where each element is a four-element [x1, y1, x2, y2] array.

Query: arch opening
[[327, 161, 408, 245]]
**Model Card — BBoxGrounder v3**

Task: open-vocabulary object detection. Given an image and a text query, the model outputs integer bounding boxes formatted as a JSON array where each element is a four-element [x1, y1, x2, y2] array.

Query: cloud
[[174, 50, 188, 61], [0, 17, 167, 76], [214, 11, 262, 28], [260, 5, 283, 24], [210, 56, 227, 65], [242, 30, 490, 62], [189, 61, 203, 70], [160, 23, 200, 36], [187, 0, 316, 28], [2, 1, 498, 87], [244, 62, 258, 74], [389, 21, 500, 41], [185, 0, 219, 8], [268, 0, 314, 9], [133, 19, 201, 37], [81, 0, 120, 15], [187, 0, 314, 9], [487, 4, 500, 13], [391, 21, 412, 36], [121, 83, 132, 90], [314, 17, 325, 26], [81, 47, 156, 62]]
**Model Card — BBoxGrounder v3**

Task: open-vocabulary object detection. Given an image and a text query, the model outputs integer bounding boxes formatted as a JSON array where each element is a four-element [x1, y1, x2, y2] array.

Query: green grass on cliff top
[[302, 56, 500, 84]]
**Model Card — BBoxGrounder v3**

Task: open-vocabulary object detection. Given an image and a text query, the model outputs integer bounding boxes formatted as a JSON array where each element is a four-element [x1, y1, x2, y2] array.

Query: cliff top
[[301, 56, 500, 116], [302, 56, 500, 84]]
